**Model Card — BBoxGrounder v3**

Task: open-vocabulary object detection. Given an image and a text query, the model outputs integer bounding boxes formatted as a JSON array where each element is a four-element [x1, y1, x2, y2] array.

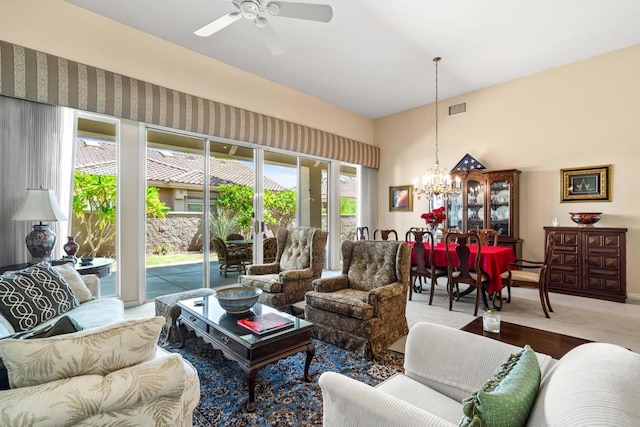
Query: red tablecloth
[[409, 242, 515, 294]]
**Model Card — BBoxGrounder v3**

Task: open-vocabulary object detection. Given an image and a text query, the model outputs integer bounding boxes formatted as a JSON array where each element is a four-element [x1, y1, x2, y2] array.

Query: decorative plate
[[496, 206, 509, 220]]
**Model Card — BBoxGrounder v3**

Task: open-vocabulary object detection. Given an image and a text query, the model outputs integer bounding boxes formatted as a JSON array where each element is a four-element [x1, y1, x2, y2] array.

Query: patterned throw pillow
[[0, 263, 80, 332], [0, 315, 84, 390], [0, 316, 163, 388], [460, 345, 541, 427], [53, 262, 95, 303]]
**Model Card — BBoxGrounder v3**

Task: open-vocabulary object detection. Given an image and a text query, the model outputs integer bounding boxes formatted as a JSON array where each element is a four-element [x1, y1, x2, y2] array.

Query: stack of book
[[237, 312, 294, 335]]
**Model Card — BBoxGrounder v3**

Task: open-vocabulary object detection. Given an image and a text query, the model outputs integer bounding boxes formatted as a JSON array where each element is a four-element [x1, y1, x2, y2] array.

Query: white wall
[[375, 44, 640, 296]]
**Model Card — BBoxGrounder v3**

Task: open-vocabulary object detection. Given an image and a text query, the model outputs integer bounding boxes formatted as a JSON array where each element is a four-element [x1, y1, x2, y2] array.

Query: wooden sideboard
[[544, 226, 627, 302]]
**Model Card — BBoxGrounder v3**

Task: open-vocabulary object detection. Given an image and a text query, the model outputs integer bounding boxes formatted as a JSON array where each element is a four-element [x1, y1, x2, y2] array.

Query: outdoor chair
[[211, 237, 248, 277], [305, 240, 411, 359], [262, 237, 278, 263], [238, 227, 328, 311], [225, 233, 250, 262]]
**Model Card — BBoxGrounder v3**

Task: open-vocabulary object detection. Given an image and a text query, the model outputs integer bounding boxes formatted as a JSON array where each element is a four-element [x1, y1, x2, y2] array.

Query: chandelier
[[414, 57, 460, 199]]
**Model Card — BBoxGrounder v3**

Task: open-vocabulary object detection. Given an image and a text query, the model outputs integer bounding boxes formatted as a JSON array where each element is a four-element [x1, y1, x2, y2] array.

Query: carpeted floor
[[161, 336, 403, 426], [403, 283, 640, 353]]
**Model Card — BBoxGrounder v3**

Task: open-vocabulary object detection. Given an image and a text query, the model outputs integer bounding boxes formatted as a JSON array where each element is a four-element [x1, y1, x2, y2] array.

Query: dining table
[[408, 241, 515, 296]]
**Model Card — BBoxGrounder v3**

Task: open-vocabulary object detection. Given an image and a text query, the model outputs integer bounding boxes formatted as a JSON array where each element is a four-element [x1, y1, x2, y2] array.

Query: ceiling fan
[[194, 0, 333, 55]]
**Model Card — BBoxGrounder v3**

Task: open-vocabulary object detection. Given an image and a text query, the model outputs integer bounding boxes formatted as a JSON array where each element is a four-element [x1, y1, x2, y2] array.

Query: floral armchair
[[238, 227, 328, 311], [305, 240, 412, 359]]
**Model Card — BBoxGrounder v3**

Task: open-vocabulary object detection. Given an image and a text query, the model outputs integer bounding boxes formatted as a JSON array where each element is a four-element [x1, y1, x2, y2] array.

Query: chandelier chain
[[413, 56, 459, 200], [434, 56, 439, 165]]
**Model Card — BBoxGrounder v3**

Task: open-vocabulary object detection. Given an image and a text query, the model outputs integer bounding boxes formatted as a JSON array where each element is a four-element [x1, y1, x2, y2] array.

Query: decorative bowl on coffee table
[[569, 212, 602, 227], [214, 286, 262, 314]]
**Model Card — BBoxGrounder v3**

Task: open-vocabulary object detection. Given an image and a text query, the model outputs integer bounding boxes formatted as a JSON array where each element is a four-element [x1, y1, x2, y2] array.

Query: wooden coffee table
[[461, 317, 592, 359], [177, 296, 315, 411]]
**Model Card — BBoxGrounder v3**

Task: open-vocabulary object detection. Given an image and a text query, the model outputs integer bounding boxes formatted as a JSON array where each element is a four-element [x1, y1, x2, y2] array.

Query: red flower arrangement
[[421, 207, 447, 226]]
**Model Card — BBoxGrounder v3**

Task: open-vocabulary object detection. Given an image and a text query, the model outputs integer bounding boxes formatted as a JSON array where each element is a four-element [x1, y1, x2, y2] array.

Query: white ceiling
[[64, 0, 640, 119]]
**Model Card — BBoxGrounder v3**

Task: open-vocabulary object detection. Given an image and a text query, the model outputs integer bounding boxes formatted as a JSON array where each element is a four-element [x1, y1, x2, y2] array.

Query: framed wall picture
[[389, 185, 413, 211], [561, 165, 611, 202]]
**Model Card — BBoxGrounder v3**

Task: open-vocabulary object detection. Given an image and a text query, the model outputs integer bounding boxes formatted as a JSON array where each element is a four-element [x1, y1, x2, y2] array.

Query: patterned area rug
[[161, 337, 404, 426]]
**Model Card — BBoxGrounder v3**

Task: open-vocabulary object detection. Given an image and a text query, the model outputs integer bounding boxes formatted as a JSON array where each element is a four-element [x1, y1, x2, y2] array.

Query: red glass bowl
[[569, 212, 602, 227]]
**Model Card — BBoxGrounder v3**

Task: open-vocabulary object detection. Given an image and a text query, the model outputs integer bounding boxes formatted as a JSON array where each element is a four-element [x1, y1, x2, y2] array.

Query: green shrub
[[153, 244, 170, 255]]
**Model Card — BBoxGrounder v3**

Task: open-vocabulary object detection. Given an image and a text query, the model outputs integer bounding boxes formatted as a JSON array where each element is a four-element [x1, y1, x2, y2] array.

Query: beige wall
[[0, 0, 374, 145], [375, 44, 640, 296]]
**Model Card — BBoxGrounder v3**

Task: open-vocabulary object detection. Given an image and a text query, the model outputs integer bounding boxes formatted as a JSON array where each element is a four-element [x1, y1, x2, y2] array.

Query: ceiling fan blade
[[269, 2, 333, 22], [194, 12, 241, 37], [257, 21, 286, 56]]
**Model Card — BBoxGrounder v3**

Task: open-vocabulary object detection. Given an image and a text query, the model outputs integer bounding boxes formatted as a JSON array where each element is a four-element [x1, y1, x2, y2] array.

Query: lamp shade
[[11, 188, 67, 222], [12, 188, 67, 262]]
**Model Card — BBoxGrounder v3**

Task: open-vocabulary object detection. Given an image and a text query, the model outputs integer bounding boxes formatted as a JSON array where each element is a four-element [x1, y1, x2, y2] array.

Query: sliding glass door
[[145, 130, 207, 299], [74, 114, 119, 297]]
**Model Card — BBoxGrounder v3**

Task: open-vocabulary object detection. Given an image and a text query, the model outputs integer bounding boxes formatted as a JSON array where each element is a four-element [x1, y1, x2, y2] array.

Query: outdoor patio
[[99, 261, 240, 300], [100, 260, 340, 302]]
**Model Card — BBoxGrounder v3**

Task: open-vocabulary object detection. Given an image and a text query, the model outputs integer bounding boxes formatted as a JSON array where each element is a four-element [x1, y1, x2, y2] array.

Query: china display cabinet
[[443, 169, 522, 257]]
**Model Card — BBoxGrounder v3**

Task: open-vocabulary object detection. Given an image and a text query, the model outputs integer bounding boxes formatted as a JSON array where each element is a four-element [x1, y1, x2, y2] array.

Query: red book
[[237, 312, 294, 335]]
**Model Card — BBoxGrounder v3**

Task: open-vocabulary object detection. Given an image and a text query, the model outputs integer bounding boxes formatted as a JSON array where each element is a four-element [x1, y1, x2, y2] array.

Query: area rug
[[161, 337, 404, 426]]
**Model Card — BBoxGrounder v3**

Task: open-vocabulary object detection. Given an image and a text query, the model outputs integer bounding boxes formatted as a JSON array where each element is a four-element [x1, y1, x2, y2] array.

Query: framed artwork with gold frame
[[561, 165, 611, 202], [389, 185, 413, 211]]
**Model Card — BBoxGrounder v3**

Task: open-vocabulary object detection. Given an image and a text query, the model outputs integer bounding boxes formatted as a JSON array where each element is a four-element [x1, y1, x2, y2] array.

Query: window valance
[[0, 40, 379, 169]]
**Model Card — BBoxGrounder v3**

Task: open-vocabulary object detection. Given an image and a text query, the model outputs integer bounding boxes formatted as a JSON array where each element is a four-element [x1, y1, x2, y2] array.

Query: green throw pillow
[[0, 316, 84, 390], [460, 345, 541, 427]]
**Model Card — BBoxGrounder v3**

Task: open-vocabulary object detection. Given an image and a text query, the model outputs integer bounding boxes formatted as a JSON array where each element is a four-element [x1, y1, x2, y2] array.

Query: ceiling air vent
[[448, 102, 467, 116]]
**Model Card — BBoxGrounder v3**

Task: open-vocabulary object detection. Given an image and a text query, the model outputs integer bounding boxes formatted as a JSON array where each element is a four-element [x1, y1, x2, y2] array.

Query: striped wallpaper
[[0, 40, 379, 169]]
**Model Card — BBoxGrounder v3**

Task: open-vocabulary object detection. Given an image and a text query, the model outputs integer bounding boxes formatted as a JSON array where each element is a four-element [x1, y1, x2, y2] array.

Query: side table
[[74, 257, 114, 278], [0, 258, 114, 278]]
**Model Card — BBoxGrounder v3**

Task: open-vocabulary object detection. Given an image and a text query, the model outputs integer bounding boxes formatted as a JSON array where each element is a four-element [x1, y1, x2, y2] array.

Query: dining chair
[[409, 230, 448, 304], [373, 229, 398, 241], [500, 231, 557, 318], [405, 227, 429, 242], [444, 232, 490, 316], [469, 228, 499, 246], [440, 227, 459, 243], [356, 226, 370, 240]]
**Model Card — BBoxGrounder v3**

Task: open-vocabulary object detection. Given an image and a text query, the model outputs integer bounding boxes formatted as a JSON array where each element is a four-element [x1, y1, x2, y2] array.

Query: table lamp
[[11, 188, 68, 263]]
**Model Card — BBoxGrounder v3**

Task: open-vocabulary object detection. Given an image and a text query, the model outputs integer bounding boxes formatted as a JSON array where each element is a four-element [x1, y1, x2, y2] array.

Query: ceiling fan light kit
[[240, 1, 260, 20]]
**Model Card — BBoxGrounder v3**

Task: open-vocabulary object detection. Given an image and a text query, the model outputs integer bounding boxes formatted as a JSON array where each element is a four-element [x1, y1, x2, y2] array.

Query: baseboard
[[627, 292, 640, 302]]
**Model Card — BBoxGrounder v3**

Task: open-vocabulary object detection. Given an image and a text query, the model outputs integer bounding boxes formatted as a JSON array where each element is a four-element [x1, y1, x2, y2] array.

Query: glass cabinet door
[[446, 192, 463, 230], [466, 179, 485, 231], [489, 179, 511, 236]]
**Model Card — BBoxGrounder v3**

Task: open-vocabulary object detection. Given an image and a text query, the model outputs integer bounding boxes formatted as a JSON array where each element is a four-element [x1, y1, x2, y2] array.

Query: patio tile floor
[[99, 261, 240, 300]]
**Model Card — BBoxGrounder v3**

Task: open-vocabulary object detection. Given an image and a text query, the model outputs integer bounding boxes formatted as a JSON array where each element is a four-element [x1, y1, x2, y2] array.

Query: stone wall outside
[[78, 213, 359, 256]]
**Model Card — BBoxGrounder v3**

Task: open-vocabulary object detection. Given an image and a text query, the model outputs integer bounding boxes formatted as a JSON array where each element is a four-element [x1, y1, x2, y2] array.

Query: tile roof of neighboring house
[[75, 139, 286, 191], [321, 176, 356, 198]]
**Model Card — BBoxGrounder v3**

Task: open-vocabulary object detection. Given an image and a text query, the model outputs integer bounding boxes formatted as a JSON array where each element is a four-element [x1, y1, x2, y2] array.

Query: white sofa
[[0, 269, 200, 426], [320, 322, 640, 427]]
